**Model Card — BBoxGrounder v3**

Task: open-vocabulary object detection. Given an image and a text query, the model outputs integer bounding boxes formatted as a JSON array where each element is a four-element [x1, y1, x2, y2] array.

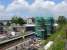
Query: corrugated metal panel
[[35, 17, 54, 39]]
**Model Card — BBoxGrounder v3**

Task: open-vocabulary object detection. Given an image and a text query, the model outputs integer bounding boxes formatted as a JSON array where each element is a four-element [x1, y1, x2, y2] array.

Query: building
[[0, 20, 11, 26], [26, 17, 35, 24], [35, 17, 54, 39]]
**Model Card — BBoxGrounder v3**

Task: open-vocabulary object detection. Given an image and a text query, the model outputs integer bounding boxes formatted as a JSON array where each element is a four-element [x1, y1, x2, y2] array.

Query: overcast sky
[[0, 0, 66, 20]]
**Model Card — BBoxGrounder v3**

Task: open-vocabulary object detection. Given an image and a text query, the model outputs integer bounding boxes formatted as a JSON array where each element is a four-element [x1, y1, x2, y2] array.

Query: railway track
[[0, 37, 23, 50], [0, 33, 35, 50]]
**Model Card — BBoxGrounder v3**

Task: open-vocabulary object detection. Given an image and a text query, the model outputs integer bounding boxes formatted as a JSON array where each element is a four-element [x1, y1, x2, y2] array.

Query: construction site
[[0, 16, 57, 50]]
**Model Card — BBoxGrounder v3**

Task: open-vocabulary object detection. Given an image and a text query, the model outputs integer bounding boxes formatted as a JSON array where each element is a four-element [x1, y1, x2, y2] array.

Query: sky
[[0, 0, 66, 20], [0, 0, 63, 5]]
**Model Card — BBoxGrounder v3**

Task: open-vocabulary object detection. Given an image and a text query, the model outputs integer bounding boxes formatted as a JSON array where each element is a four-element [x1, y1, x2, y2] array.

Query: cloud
[[0, 5, 5, 16], [53, 1, 67, 18], [64, 0, 67, 2], [0, 0, 67, 20], [29, 1, 55, 17], [6, 0, 55, 14], [6, 0, 29, 12], [0, 5, 5, 13]]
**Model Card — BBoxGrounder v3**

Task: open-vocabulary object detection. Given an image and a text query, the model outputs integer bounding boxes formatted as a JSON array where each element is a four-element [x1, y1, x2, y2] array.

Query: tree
[[11, 16, 18, 24], [6, 21, 11, 26], [57, 16, 67, 25], [11, 16, 26, 25], [17, 17, 26, 25], [0, 22, 4, 26]]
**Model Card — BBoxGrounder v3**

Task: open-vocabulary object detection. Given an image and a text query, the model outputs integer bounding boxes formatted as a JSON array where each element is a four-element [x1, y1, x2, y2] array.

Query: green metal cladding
[[35, 17, 54, 39]]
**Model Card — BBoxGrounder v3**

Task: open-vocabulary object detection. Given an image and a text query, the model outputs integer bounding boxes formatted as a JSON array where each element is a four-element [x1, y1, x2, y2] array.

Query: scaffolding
[[35, 17, 54, 39]]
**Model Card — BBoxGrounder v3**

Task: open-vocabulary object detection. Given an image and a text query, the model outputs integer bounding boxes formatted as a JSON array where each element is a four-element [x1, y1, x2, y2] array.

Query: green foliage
[[11, 16, 18, 24], [0, 22, 4, 26], [57, 16, 67, 25], [49, 33, 65, 50], [6, 21, 11, 26], [11, 16, 26, 25], [40, 24, 66, 50], [50, 39, 64, 50], [17, 17, 26, 25], [48, 24, 66, 50]]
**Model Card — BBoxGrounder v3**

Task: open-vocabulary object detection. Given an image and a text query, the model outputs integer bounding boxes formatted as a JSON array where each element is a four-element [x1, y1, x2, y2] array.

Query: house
[[26, 17, 35, 24], [0, 20, 11, 26]]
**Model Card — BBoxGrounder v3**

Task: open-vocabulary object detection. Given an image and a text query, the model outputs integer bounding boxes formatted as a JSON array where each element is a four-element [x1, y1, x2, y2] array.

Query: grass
[[48, 24, 66, 50], [50, 38, 64, 50], [39, 24, 66, 50]]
